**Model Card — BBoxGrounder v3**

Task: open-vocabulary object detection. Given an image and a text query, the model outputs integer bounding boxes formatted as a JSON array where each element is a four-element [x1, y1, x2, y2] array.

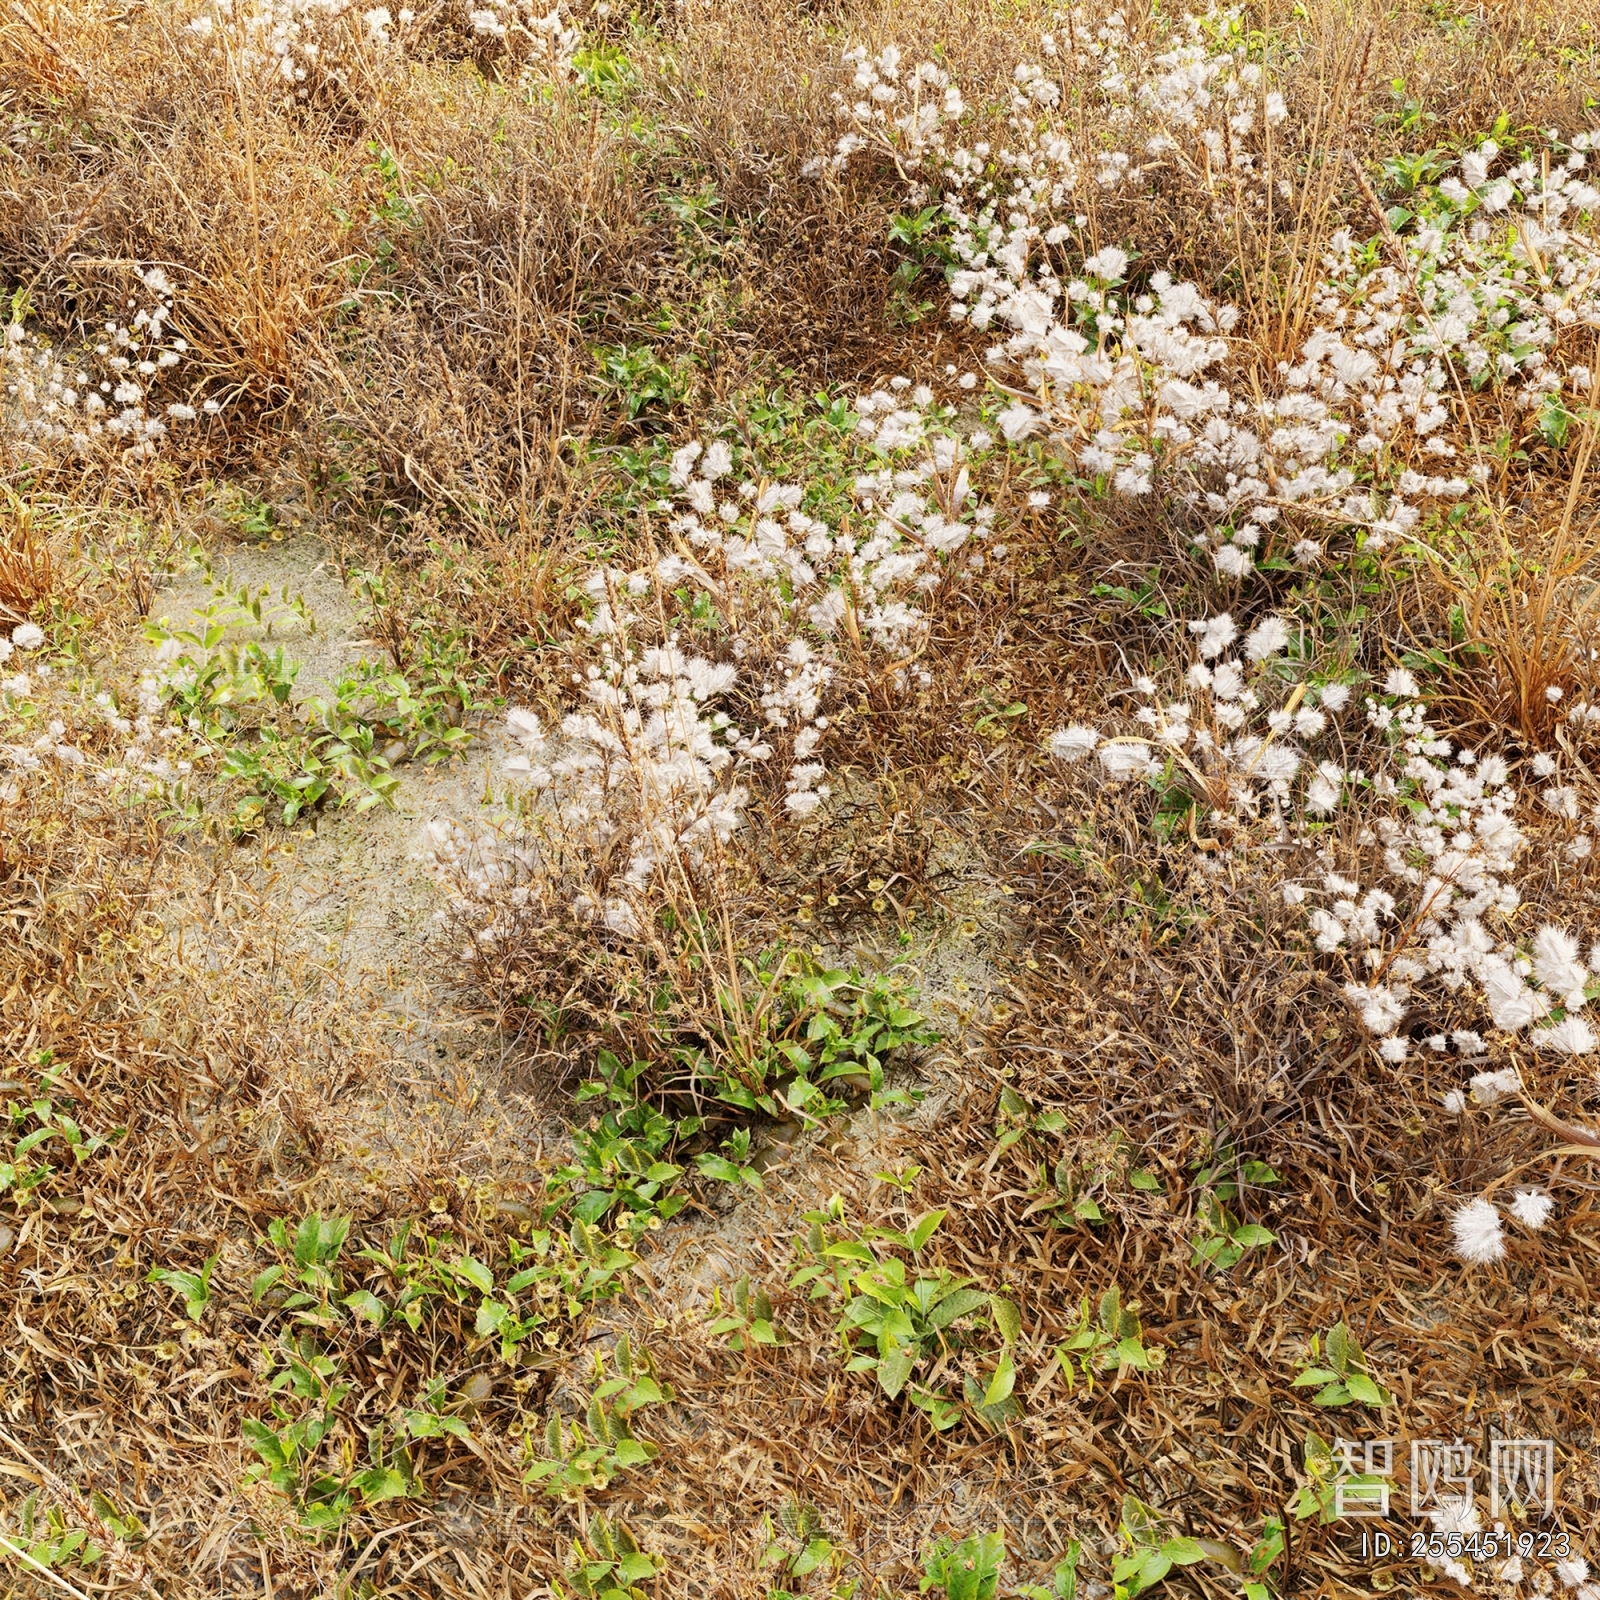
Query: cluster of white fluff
[[1297, 719, 1599, 1065], [810, 10, 1600, 584], [0, 623, 189, 805], [427, 640, 751, 943], [1047, 609, 1354, 829], [1046, 615, 1599, 1074], [184, 0, 416, 90], [465, 0, 578, 70], [430, 382, 1006, 943], [3, 269, 210, 467], [182, 0, 579, 89]]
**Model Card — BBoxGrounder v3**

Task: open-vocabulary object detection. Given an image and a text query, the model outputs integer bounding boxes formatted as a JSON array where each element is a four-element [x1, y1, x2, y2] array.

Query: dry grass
[[6, 0, 1600, 1596]]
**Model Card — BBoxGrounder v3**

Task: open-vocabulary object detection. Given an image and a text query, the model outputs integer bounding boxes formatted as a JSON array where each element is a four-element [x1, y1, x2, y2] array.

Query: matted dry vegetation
[[6, 0, 1600, 1597]]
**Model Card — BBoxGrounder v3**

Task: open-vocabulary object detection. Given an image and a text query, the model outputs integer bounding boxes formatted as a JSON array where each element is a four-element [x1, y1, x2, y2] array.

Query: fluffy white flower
[[1382, 667, 1419, 698], [1189, 613, 1237, 659], [1450, 1197, 1505, 1264], [997, 403, 1041, 441], [1557, 1559, 1590, 1590], [11, 623, 44, 651], [1083, 246, 1129, 280], [1344, 982, 1405, 1036], [1480, 958, 1547, 1032], [1097, 740, 1154, 780], [506, 708, 547, 755], [1509, 1189, 1555, 1229], [1533, 924, 1588, 1001], [1243, 616, 1290, 660], [1048, 725, 1099, 763], [1533, 1015, 1598, 1054], [1318, 683, 1351, 712], [1469, 1068, 1520, 1105]]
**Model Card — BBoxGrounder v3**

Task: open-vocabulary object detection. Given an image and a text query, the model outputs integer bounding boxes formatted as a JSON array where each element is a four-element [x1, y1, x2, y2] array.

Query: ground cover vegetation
[[5, 0, 1600, 1594]]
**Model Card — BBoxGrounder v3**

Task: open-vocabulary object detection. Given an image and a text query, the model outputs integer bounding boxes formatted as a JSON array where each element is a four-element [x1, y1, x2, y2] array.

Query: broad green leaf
[[1345, 1373, 1390, 1407], [1161, 1537, 1207, 1566], [877, 1345, 915, 1399], [927, 1288, 989, 1329], [1326, 1321, 1350, 1376], [990, 1295, 1021, 1345], [1230, 1224, 1276, 1248], [983, 1350, 1016, 1407], [343, 1290, 386, 1325], [353, 1467, 409, 1503], [908, 1208, 946, 1251], [250, 1265, 285, 1303]]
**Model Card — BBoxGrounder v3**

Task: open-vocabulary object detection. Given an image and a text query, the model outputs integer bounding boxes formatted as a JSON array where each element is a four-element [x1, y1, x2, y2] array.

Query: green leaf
[[250, 1264, 285, 1303], [1160, 1537, 1208, 1566], [908, 1208, 946, 1251], [1326, 1321, 1350, 1376], [982, 1350, 1016, 1407], [1230, 1224, 1276, 1248], [1291, 1368, 1341, 1387], [1344, 1373, 1391, 1407], [822, 1240, 876, 1264], [877, 1345, 915, 1399], [990, 1295, 1022, 1345], [926, 1288, 989, 1329], [343, 1290, 386, 1325], [1129, 1169, 1162, 1191], [353, 1467, 409, 1503]]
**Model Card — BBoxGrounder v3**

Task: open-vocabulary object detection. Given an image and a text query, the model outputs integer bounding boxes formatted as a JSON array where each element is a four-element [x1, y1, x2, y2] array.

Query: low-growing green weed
[[789, 1196, 1008, 1432], [524, 1335, 669, 1496], [558, 1514, 660, 1598], [1111, 1495, 1244, 1600], [1188, 1141, 1280, 1273], [1054, 1285, 1162, 1390], [0, 1058, 124, 1209], [706, 1273, 782, 1352], [919, 1530, 1005, 1599], [1291, 1320, 1394, 1408]]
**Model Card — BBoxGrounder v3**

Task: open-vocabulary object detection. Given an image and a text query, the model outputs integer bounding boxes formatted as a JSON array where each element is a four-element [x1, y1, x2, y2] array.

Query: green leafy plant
[[1291, 1321, 1394, 1408], [689, 955, 937, 1128], [0, 1060, 124, 1207], [1290, 1432, 1392, 1525], [251, 1212, 633, 1359], [554, 1051, 691, 1234], [0, 1492, 142, 1581], [790, 1197, 999, 1430], [1018, 1543, 1081, 1600], [990, 1084, 1068, 1158], [707, 1273, 783, 1352], [145, 599, 469, 831], [1054, 1286, 1162, 1390], [557, 1513, 659, 1598], [920, 1531, 1006, 1600], [1188, 1142, 1279, 1273], [146, 1251, 219, 1322], [524, 1335, 670, 1496], [760, 1499, 846, 1597], [594, 342, 689, 422], [1112, 1496, 1242, 1599], [241, 1335, 409, 1533]]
